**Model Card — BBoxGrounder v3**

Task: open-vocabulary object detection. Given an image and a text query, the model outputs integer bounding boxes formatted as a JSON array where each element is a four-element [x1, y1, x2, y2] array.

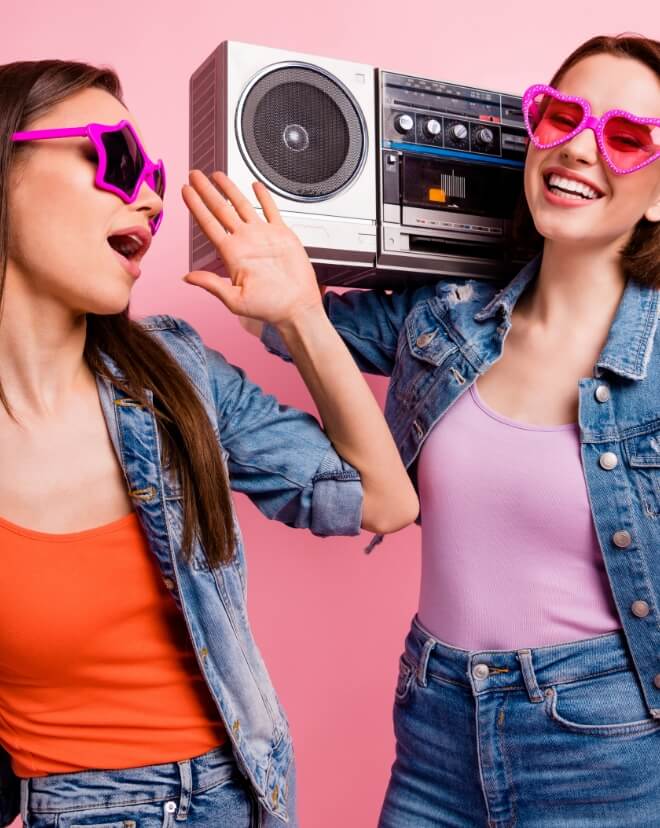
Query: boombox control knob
[[394, 113, 414, 134], [424, 118, 441, 138], [449, 123, 468, 141], [475, 127, 495, 146]]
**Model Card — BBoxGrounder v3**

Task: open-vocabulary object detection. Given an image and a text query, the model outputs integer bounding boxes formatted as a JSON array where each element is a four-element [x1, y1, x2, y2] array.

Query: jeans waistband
[[406, 615, 634, 703], [20, 741, 238, 817]]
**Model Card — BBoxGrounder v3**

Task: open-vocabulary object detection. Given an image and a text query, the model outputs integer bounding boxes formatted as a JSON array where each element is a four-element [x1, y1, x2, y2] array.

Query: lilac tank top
[[417, 380, 621, 650]]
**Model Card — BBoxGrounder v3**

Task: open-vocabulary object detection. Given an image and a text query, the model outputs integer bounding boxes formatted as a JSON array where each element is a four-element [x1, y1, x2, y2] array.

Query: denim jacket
[[0, 315, 363, 827], [263, 255, 660, 720]]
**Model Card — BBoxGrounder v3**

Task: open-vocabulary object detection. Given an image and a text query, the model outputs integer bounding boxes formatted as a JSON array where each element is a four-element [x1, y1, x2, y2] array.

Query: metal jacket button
[[416, 332, 435, 348], [612, 530, 632, 548], [654, 674, 660, 689], [163, 577, 176, 590], [631, 600, 650, 618], [599, 451, 618, 470], [595, 384, 611, 402]]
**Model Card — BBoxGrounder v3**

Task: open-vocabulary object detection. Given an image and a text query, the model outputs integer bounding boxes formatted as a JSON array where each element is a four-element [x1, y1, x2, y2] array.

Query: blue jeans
[[379, 616, 660, 827], [20, 742, 297, 827]]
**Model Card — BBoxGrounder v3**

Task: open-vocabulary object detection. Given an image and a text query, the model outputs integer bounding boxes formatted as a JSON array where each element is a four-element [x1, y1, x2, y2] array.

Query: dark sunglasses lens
[[528, 93, 584, 146], [100, 126, 144, 196], [152, 165, 165, 199]]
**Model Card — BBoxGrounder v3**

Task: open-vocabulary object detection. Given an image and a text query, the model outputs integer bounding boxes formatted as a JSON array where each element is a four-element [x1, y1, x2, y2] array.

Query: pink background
[[5, 2, 657, 825]]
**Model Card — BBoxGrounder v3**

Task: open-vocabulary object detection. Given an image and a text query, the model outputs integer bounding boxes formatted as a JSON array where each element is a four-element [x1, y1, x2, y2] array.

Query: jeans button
[[165, 801, 177, 814], [473, 663, 489, 680]]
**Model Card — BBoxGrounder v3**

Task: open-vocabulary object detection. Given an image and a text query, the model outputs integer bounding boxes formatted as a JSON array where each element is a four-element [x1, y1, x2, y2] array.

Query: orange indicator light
[[428, 188, 446, 203]]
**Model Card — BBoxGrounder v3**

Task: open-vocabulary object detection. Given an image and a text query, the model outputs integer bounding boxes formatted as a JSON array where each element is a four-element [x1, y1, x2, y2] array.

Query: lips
[[106, 225, 151, 280]]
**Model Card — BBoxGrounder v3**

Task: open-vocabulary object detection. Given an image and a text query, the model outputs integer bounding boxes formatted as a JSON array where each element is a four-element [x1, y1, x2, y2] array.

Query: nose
[[560, 125, 600, 167], [133, 178, 164, 230]]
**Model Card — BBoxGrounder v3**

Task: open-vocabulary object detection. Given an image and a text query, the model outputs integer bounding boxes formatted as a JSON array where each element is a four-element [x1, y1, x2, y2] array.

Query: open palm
[[181, 170, 322, 325]]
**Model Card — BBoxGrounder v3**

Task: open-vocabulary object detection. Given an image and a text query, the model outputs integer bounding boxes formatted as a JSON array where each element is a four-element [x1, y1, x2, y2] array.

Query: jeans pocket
[[70, 822, 138, 828], [394, 655, 415, 705], [63, 799, 169, 828], [544, 668, 660, 737]]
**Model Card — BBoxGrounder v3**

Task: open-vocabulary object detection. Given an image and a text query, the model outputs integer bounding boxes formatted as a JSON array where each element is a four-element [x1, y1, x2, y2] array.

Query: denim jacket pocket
[[391, 301, 459, 405], [623, 428, 660, 517]]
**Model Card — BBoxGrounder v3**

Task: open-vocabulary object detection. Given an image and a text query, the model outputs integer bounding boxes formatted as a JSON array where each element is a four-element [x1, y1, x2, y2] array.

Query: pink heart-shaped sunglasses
[[522, 84, 660, 175]]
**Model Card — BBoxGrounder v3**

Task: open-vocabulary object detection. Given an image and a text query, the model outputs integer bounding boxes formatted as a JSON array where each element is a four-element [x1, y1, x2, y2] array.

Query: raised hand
[[181, 170, 323, 326]]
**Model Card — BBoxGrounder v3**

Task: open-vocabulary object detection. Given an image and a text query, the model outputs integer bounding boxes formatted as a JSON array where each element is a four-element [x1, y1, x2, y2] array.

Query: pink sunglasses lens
[[527, 92, 584, 147], [603, 116, 660, 171]]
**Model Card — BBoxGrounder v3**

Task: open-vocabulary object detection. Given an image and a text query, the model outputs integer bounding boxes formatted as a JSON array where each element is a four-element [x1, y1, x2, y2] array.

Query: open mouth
[[106, 233, 147, 261], [543, 172, 605, 202]]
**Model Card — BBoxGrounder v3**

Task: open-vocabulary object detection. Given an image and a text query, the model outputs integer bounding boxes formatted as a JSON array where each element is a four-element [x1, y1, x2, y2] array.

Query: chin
[[78, 289, 132, 317]]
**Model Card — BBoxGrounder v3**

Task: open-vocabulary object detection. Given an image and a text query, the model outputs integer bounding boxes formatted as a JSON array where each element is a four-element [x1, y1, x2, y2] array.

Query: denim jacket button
[[163, 577, 176, 590], [416, 332, 435, 348], [595, 384, 611, 402], [631, 600, 650, 618], [599, 451, 618, 470], [654, 674, 660, 689], [612, 530, 632, 548]]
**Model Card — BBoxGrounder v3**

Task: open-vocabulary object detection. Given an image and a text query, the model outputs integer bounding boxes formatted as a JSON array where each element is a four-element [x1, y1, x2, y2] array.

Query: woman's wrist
[[274, 301, 327, 341]]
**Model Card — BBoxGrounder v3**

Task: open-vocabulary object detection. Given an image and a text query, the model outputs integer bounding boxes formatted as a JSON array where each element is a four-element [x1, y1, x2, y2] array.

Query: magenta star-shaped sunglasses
[[12, 120, 166, 234], [522, 84, 660, 175]]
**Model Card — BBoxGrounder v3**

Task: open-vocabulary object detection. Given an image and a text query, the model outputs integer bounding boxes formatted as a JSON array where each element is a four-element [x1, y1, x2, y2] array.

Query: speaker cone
[[236, 62, 368, 201]]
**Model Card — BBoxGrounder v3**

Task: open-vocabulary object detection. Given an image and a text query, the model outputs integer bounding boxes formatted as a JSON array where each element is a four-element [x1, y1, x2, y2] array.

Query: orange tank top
[[0, 510, 226, 777]]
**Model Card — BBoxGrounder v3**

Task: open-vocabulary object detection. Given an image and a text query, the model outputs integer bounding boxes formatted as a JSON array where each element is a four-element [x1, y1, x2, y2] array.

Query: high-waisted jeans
[[379, 616, 660, 827], [19, 741, 297, 828]]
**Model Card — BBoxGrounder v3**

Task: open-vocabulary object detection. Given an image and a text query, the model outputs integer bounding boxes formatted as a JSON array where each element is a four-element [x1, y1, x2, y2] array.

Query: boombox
[[189, 41, 530, 287]]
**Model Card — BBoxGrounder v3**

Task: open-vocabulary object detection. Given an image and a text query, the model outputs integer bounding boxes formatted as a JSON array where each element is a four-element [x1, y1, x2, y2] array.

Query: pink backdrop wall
[[5, 2, 657, 825]]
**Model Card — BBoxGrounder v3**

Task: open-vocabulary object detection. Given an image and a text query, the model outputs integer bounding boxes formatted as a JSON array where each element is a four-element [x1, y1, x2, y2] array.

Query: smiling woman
[[253, 32, 660, 827], [0, 58, 418, 828]]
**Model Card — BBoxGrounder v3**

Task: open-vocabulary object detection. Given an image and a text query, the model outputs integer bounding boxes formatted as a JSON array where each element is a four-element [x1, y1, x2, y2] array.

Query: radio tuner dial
[[394, 113, 414, 135], [449, 123, 468, 141], [424, 118, 441, 138], [475, 127, 495, 146]]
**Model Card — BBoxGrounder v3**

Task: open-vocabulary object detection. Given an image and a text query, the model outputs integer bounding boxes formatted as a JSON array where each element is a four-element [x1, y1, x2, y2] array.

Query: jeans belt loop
[[416, 637, 436, 688]]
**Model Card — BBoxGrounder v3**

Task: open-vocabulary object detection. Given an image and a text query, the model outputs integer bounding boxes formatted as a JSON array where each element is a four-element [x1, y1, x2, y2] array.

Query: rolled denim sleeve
[[262, 283, 438, 377], [205, 346, 363, 536]]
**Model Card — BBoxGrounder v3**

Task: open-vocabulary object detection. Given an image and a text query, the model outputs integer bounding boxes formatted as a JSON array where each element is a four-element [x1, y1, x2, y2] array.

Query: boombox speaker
[[189, 41, 377, 283]]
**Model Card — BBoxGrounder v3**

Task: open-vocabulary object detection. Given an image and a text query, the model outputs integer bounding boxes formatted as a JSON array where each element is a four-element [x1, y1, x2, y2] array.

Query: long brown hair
[[0, 60, 235, 566], [513, 34, 660, 289]]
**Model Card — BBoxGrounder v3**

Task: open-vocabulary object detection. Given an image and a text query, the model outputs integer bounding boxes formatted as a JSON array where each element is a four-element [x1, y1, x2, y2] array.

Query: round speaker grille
[[237, 63, 367, 201]]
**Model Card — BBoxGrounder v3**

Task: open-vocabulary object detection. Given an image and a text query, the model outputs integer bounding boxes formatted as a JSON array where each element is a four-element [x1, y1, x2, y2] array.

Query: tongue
[[108, 235, 135, 256]]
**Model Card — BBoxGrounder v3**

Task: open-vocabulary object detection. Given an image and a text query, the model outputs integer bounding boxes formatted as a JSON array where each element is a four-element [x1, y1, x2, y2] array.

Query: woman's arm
[[181, 171, 419, 534]]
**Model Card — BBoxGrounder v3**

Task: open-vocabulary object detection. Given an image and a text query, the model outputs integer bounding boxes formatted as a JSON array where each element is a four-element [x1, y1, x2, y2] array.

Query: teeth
[[547, 173, 600, 200]]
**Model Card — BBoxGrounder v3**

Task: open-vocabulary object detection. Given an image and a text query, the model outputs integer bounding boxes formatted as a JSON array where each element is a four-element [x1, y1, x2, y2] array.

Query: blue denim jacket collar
[[474, 253, 660, 381]]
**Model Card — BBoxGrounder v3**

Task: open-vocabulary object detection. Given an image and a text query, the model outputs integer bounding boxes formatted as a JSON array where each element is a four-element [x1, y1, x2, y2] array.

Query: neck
[[518, 238, 627, 339], [0, 268, 92, 419]]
